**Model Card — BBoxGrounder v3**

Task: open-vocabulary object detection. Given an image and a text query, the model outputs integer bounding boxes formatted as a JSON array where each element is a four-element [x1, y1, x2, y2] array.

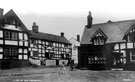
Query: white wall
[[69, 38, 80, 64]]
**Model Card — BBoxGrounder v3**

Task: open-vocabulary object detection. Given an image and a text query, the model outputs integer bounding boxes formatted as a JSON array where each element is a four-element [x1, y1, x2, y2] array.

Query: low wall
[[59, 60, 68, 65], [0, 60, 30, 69], [46, 60, 56, 66], [29, 58, 41, 66]]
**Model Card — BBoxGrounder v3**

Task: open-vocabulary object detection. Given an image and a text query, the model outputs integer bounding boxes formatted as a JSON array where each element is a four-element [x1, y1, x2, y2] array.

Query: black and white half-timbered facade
[[29, 22, 72, 66], [0, 9, 30, 69], [79, 11, 135, 70]]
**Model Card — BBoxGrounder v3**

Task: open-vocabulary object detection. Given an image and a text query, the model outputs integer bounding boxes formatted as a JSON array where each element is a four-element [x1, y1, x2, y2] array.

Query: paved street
[[0, 66, 135, 82]]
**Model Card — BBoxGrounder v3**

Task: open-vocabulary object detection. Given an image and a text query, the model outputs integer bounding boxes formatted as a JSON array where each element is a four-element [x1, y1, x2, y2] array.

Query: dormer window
[[91, 29, 107, 45], [93, 33, 105, 45], [125, 28, 135, 42]]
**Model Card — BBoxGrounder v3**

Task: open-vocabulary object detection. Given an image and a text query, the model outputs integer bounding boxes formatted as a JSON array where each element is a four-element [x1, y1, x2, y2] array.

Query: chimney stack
[[0, 8, 3, 19], [61, 32, 64, 37], [32, 22, 39, 33], [87, 11, 93, 28], [77, 35, 80, 42]]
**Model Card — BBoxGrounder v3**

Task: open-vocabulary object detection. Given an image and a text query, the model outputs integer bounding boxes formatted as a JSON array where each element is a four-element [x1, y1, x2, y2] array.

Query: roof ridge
[[29, 30, 61, 37], [93, 19, 135, 26]]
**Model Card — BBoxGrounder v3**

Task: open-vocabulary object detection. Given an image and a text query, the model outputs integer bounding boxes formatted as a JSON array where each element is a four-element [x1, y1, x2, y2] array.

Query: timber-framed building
[[0, 9, 29, 69], [29, 22, 72, 66]]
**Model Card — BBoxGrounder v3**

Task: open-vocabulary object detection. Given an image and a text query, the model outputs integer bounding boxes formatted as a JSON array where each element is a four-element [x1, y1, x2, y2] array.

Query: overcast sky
[[1, 0, 135, 39]]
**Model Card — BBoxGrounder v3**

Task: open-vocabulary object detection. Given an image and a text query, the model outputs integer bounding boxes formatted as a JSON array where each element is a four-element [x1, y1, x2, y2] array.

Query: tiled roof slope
[[29, 30, 71, 44], [81, 20, 135, 44]]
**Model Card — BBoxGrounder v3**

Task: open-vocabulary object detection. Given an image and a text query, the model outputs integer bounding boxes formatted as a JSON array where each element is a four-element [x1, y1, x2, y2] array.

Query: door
[[112, 52, 123, 68]]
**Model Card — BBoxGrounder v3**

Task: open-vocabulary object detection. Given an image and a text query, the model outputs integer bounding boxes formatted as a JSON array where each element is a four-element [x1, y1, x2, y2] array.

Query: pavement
[[0, 66, 135, 82]]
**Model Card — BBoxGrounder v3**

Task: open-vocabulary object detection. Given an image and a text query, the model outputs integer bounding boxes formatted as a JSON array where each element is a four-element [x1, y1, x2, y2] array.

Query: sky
[[1, 0, 135, 39]]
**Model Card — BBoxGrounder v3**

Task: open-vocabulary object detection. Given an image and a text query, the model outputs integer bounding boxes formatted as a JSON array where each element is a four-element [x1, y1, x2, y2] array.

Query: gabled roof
[[69, 37, 80, 46], [29, 30, 71, 45], [0, 9, 29, 33], [81, 19, 135, 44], [91, 28, 107, 40], [69, 37, 80, 43]]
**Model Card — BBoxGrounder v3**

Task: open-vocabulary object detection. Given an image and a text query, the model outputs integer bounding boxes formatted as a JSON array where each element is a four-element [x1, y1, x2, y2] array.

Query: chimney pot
[[87, 11, 93, 28], [77, 35, 80, 42], [0, 8, 3, 19], [61, 32, 64, 37], [32, 22, 39, 33]]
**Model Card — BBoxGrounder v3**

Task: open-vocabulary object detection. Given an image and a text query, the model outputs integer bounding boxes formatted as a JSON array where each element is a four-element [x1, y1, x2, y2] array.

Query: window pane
[[24, 55, 28, 60], [5, 31, 10, 39], [132, 56, 135, 60], [4, 47, 17, 58]]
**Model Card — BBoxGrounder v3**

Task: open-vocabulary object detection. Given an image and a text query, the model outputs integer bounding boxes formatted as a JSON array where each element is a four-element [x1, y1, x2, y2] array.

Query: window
[[4, 47, 18, 59], [45, 52, 50, 59], [130, 50, 135, 61], [127, 29, 135, 42], [33, 51, 38, 57], [5, 31, 17, 40], [61, 54, 64, 59], [94, 37, 105, 45], [64, 44, 68, 47], [66, 54, 69, 59], [48, 42, 53, 46]]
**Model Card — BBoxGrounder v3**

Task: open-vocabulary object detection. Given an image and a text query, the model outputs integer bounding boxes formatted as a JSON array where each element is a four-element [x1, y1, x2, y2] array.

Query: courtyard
[[0, 66, 135, 82]]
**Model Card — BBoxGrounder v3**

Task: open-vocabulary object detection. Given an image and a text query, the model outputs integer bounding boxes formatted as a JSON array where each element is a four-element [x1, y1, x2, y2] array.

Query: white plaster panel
[[38, 45, 41, 48], [0, 47, 3, 52], [24, 34, 28, 40], [4, 25, 22, 31], [19, 41, 23, 46], [120, 43, 126, 49], [5, 40, 17, 45], [24, 49, 28, 53], [127, 43, 133, 48], [114, 44, 119, 50], [39, 54, 41, 56], [19, 48, 22, 53], [0, 40, 3, 44], [32, 48, 38, 51], [46, 50, 48, 52], [19, 33, 23, 40], [38, 40, 41, 44], [30, 44, 33, 47], [0, 54, 3, 59], [0, 31, 3, 37], [30, 51, 33, 56]]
